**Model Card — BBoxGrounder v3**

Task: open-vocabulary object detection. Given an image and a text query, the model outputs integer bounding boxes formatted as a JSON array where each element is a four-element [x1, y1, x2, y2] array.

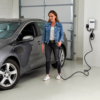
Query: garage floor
[[0, 59, 100, 100]]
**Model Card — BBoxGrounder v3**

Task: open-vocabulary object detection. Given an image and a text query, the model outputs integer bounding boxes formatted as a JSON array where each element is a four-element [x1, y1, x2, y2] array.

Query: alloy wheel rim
[[59, 49, 65, 66], [0, 63, 17, 87]]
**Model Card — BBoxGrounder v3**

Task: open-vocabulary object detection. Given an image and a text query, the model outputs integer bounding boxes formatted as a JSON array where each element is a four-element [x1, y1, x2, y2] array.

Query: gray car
[[0, 18, 67, 90]]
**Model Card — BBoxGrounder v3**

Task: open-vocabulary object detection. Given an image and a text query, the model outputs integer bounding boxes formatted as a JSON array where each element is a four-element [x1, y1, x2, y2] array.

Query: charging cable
[[59, 24, 95, 80]]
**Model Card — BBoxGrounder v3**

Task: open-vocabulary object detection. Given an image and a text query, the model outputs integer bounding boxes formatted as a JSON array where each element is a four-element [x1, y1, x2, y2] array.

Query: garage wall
[[0, 0, 13, 18], [13, 0, 19, 18], [73, 0, 78, 60], [83, 0, 100, 67], [0, 0, 19, 18], [77, 0, 84, 59]]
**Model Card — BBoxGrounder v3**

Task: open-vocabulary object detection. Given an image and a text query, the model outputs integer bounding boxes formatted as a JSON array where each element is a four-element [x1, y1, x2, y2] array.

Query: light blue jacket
[[41, 21, 64, 44]]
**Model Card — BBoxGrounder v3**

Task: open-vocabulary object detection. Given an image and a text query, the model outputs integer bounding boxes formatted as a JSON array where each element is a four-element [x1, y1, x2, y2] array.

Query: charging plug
[[86, 24, 89, 29], [90, 30, 95, 40], [86, 24, 91, 32]]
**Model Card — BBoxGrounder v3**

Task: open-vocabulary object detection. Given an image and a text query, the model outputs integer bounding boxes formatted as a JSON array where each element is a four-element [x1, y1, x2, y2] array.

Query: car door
[[15, 22, 42, 72], [29, 22, 44, 69]]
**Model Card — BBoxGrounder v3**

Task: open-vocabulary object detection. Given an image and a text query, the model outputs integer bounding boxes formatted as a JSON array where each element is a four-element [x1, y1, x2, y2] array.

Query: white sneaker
[[43, 75, 50, 81], [56, 74, 61, 80]]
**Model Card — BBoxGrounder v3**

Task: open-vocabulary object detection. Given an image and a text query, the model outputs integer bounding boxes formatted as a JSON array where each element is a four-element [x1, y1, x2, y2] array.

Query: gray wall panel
[[45, 6, 72, 22], [21, 7, 44, 19], [46, 0, 73, 4], [21, 0, 44, 6]]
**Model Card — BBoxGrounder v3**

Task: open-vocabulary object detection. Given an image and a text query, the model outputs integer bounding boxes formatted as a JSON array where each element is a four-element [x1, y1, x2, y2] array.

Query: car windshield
[[0, 22, 20, 39]]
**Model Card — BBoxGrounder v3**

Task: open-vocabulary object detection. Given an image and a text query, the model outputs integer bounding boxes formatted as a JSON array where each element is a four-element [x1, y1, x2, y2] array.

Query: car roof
[[0, 18, 47, 23]]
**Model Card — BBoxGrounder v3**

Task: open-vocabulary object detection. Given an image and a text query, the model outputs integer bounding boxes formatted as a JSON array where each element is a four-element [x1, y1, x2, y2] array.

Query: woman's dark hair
[[48, 10, 60, 22]]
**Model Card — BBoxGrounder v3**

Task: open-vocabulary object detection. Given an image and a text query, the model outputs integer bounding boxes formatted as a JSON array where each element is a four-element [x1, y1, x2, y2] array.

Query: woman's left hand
[[57, 41, 62, 47]]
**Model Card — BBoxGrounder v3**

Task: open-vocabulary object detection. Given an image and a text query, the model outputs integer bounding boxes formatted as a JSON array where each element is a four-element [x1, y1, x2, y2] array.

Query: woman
[[41, 10, 64, 81]]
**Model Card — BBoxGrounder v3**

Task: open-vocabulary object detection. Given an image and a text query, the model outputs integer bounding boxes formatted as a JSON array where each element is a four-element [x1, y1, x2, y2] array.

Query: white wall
[[73, 0, 84, 60], [74, 0, 79, 60], [13, 0, 19, 18], [83, 0, 100, 67], [77, 0, 84, 58], [0, 0, 19, 18], [0, 0, 13, 18]]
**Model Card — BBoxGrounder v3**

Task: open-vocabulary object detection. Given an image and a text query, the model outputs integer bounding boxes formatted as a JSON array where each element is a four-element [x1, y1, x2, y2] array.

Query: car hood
[[0, 39, 14, 49]]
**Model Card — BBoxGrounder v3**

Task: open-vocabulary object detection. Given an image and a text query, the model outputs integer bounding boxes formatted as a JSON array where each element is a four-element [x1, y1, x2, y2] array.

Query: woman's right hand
[[41, 43, 44, 53]]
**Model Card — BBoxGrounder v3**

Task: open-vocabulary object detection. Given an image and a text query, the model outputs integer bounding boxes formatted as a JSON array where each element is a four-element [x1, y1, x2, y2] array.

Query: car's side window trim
[[16, 23, 35, 41], [15, 21, 47, 41], [15, 21, 36, 41], [16, 21, 38, 41], [32, 22, 40, 37]]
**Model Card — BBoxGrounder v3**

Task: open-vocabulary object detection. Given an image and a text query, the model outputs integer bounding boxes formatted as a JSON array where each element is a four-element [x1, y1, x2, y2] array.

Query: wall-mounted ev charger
[[59, 19, 96, 80], [89, 19, 96, 29], [86, 19, 95, 40]]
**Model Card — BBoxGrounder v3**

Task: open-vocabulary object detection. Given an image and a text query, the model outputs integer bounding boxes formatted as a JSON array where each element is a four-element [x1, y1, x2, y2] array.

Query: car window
[[17, 23, 36, 41], [37, 22, 45, 35], [0, 22, 20, 39]]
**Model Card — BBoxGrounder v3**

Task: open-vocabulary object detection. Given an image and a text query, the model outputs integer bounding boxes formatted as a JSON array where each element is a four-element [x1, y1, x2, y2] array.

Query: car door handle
[[38, 41, 41, 45]]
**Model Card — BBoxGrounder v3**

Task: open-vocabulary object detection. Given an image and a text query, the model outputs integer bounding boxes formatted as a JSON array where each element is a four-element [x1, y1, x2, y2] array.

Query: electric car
[[0, 18, 67, 90]]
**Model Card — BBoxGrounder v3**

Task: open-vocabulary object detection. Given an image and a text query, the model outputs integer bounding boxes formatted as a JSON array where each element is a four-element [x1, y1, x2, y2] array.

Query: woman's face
[[48, 13, 56, 22]]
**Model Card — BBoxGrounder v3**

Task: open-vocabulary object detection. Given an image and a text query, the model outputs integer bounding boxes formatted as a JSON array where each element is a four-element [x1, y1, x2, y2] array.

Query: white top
[[50, 27, 55, 40]]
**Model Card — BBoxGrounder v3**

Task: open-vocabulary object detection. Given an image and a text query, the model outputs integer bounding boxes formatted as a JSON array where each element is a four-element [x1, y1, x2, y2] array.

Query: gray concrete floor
[[0, 59, 100, 100]]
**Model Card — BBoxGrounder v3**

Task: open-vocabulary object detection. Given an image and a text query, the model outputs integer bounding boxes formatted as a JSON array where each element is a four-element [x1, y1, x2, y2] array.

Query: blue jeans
[[45, 40, 61, 74]]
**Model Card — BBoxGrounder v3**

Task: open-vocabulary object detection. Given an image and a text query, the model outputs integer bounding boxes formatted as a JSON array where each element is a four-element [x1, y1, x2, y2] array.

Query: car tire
[[52, 46, 65, 69], [0, 59, 20, 90]]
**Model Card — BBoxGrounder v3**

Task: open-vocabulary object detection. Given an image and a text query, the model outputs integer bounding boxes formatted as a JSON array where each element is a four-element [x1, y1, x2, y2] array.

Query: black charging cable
[[59, 24, 94, 80]]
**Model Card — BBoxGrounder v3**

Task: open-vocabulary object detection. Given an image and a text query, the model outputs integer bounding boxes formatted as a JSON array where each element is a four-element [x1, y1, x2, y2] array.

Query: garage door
[[19, 0, 75, 60]]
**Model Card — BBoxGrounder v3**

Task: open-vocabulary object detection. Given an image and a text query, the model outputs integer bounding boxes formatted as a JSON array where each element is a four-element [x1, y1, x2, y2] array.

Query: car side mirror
[[22, 35, 34, 42]]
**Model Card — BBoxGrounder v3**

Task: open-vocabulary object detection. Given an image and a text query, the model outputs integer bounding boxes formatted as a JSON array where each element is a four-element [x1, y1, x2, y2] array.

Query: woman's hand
[[57, 41, 62, 47], [41, 43, 44, 53]]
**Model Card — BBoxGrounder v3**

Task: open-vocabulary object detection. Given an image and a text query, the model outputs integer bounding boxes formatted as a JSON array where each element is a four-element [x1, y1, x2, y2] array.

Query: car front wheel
[[0, 59, 20, 90]]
